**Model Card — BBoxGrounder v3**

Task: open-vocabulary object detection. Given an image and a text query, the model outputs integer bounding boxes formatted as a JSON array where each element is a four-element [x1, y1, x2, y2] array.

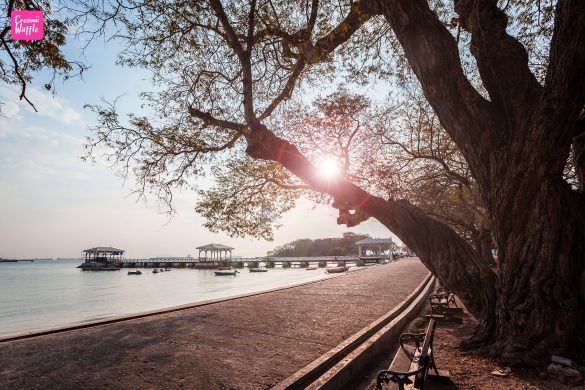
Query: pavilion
[[79, 246, 124, 271], [82, 246, 125, 262], [196, 243, 234, 262], [355, 238, 394, 261]]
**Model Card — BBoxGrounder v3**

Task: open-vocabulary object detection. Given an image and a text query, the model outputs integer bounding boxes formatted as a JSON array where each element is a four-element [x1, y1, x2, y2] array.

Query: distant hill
[[267, 232, 370, 257]]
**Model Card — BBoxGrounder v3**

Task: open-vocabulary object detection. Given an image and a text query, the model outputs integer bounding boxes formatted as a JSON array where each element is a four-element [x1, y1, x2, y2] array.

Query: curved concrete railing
[[273, 273, 435, 390]]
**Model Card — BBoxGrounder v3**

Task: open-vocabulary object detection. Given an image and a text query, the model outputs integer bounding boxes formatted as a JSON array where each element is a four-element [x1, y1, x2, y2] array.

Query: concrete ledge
[[306, 275, 435, 389], [274, 273, 434, 390], [0, 267, 370, 344]]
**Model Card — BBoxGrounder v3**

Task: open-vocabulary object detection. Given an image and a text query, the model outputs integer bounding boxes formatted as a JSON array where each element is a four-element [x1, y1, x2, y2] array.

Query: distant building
[[355, 238, 394, 261], [196, 243, 234, 261]]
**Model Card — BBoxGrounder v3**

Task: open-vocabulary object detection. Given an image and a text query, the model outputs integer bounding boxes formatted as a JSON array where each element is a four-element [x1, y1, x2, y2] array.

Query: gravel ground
[[0, 258, 428, 390]]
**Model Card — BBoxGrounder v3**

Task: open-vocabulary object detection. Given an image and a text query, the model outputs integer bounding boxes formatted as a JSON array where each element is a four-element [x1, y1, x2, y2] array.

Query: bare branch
[[0, 36, 37, 112]]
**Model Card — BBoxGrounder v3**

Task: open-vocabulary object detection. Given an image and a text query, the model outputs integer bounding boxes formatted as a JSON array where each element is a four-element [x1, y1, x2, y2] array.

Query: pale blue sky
[[0, 38, 396, 259]]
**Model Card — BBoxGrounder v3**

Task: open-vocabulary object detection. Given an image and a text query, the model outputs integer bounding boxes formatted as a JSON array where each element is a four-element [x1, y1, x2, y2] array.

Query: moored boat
[[306, 267, 318, 271], [214, 270, 239, 276], [326, 266, 349, 274], [153, 268, 159, 274], [127, 270, 142, 275], [249, 268, 268, 272]]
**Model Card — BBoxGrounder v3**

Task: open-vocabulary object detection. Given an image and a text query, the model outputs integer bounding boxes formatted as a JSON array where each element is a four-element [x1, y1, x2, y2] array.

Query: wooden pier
[[119, 255, 387, 269]]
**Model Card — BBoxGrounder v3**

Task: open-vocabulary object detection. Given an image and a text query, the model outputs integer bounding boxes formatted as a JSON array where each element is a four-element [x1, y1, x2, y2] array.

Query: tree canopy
[[77, 0, 585, 364]]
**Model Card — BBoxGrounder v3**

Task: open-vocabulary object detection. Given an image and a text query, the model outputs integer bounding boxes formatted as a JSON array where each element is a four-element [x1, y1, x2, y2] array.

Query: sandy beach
[[0, 258, 428, 389]]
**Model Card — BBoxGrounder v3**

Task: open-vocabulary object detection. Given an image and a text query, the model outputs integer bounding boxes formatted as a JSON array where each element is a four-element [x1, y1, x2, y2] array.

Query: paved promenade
[[0, 258, 428, 389]]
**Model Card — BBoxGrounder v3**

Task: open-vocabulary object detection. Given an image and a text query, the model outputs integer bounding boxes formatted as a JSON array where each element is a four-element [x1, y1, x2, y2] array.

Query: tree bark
[[495, 179, 585, 365], [574, 120, 585, 192], [471, 228, 496, 267]]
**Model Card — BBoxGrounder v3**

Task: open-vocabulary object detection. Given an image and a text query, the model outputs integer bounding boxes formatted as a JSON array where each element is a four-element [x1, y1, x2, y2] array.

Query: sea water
[[0, 260, 329, 337]]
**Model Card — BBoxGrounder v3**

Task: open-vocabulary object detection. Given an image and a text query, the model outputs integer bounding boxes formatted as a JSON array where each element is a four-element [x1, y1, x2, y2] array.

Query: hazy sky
[[0, 38, 397, 260]]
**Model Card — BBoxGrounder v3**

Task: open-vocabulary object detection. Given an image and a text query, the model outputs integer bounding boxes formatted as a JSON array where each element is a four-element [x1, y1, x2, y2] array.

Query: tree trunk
[[376, 198, 498, 343], [471, 228, 496, 267], [494, 179, 585, 365], [574, 131, 585, 192]]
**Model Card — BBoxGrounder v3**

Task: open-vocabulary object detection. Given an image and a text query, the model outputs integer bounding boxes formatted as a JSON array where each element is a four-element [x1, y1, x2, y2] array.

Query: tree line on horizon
[[267, 232, 370, 257]]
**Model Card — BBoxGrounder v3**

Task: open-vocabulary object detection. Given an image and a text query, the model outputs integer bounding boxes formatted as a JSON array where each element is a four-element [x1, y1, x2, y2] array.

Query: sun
[[317, 158, 340, 179]]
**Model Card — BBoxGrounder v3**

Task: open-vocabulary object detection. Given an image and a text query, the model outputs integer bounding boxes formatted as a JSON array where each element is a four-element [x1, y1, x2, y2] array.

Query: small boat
[[326, 266, 349, 274], [153, 269, 159, 274], [159, 268, 164, 272], [249, 268, 268, 272], [214, 270, 239, 276], [164, 268, 172, 271], [127, 270, 142, 275], [306, 267, 318, 271]]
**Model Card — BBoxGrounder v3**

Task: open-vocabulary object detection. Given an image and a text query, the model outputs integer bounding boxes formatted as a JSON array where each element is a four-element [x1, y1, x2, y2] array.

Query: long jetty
[[121, 255, 386, 269], [0, 258, 428, 390]]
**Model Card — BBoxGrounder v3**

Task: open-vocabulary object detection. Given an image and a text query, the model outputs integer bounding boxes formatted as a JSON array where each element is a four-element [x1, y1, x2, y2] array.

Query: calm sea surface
[[0, 260, 330, 337]]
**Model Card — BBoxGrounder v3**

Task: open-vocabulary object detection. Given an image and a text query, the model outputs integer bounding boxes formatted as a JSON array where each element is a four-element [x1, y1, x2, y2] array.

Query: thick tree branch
[[187, 107, 246, 133], [455, 0, 543, 129], [379, 0, 499, 191], [243, 121, 496, 323], [534, 0, 585, 173], [308, 0, 380, 63], [209, 0, 245, 58]]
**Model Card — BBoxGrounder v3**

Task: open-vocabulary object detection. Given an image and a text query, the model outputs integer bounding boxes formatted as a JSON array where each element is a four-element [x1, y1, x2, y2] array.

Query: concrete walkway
[[0, 258, 428, 389]]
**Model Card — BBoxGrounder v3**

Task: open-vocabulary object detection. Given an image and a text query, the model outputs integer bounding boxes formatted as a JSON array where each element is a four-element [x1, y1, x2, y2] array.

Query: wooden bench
[[427, 287, 462, 321], [376, 319, 447, 390]]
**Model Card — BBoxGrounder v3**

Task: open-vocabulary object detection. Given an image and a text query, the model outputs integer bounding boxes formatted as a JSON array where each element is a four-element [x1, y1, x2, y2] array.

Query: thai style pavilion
[[196, 243, 234, 262], [79, 246, 125, 271], [355, 238, 394, 261]]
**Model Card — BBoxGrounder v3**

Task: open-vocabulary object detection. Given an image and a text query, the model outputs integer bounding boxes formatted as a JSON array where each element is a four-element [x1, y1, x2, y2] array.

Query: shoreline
[[0, 266, 365, 344]]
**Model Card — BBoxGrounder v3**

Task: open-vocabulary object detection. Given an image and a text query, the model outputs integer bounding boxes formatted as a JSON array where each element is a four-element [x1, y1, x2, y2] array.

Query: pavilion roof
[[83, 246, 125, 254], [196, 243, 234, 250], [355, 238, 394, 245]]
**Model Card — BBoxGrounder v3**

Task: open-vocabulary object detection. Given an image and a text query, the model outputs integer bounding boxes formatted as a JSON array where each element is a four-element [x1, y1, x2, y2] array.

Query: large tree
[[83, 0, 585, 365]]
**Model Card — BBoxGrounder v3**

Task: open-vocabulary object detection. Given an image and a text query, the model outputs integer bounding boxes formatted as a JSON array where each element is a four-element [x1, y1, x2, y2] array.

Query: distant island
[[0, 258, 54, 262], [267, 232, 370, 257]]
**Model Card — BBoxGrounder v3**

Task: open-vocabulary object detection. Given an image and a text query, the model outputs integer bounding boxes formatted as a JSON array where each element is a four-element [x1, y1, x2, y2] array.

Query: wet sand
[[0, 258, 428, 389]]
